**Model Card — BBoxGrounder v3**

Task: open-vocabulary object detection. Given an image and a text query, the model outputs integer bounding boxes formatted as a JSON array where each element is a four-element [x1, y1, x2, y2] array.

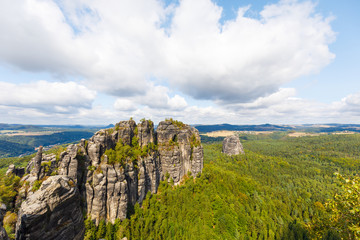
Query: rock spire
[[222, 135, 244, 155]]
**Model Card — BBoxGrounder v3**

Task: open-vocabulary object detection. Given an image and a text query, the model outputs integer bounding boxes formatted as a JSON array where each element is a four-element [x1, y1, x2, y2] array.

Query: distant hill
[[0, 123, 43, 131], [293, 124, 360, 133], [0, 123, 106, 158], [0, 130, 96, 158], [195, 123, 293, 133], [0, 140, 34, 157], [38, 124, 110, 130], [194, 123, 360, 133], [0, 123, 109, 131]]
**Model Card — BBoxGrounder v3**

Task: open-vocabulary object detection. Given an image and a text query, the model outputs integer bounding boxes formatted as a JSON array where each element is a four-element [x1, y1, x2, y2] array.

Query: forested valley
[[1, 133, 360, 239], [81, 133, 360, 239]]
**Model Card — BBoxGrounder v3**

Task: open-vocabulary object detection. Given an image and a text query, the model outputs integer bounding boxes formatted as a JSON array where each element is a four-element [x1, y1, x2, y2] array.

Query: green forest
[[1, 133, 360, 239], [83, 133, 360, 240]]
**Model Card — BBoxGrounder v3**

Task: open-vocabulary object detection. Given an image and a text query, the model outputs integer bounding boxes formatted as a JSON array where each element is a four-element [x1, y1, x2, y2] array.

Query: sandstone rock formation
[[15, 176, 84, 240], [157, 120, 203, 183], [6, 164, 25, 178], [30, 146, 43, 180], [0, 203, 9, 240], [14, 119, 204, 238], [83, 119, 203, 224], [222, 135, 244, 155]]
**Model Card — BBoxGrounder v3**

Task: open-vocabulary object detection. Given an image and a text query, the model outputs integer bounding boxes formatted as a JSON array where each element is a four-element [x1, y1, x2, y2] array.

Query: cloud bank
[[0, 0, 348, 124], [0, 81, 96, 112]]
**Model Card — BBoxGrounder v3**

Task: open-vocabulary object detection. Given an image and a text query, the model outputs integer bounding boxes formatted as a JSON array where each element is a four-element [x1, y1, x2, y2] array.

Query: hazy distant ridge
[[195, 123, 360, 133]]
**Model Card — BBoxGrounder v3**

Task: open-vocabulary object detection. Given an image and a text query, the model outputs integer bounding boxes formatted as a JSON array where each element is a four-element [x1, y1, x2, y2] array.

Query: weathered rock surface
[[222, 135, 244, 155], [137, 120, 155, 147], [29, 147, 43, 180], [157, 121, 203, 184], [84, 120, 161, 224], [15, 176, 84, 240], [15, 119, 204, 238], [6, 164, 25, 178], [0, 203, 9, 240]]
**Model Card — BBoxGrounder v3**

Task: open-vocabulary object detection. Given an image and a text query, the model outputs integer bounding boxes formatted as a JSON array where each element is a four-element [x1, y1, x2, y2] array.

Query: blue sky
[[0, 0, 359, 125]]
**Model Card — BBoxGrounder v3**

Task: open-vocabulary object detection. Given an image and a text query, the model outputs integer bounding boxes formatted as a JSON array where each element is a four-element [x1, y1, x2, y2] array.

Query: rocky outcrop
[[222, 135, 244, 155], [0, 204, 9, 240], [15, 119, 204, 237], [84, 120, 161, 224], [137, 120, 155, 147], [30, 147, 43, 180], [157, 121, 203, 184], [6, 164, 25, 178], [15, 176, 84, 240]]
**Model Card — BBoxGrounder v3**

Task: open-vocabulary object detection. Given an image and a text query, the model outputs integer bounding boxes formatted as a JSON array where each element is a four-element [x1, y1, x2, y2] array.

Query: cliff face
[[14, 119, 203, 238], [157, 121, 203, 183], [15, 176, 84, 240]]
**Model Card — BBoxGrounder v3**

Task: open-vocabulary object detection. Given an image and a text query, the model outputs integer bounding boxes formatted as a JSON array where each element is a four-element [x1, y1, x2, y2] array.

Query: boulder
[[222, 135, 244, 156]]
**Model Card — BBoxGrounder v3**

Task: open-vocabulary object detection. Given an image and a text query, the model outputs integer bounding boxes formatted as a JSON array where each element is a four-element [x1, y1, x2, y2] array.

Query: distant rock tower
[[222, 135, 244, 155]]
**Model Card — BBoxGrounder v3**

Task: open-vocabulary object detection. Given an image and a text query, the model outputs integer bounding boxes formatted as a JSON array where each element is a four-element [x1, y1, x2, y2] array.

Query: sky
[[0, 0, 359, 125]]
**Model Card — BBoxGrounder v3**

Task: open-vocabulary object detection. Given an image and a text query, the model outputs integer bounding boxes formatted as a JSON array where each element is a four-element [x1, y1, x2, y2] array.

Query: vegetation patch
[[41, 161, 52, 173], [88, 165, 96, 172], [3, 211, 17, 238], [0, 174, 20, 209], [165, 118, 185, 129], [31, 179, 43, 192], [190, 134, 201, 160], [104, 138, 158, 166], [68, 179, 76, 188]]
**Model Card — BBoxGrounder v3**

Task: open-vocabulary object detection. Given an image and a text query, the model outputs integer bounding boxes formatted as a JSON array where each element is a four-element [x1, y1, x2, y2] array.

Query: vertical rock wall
[[15, 176, 84, 240], [157, 121, 203, 184]]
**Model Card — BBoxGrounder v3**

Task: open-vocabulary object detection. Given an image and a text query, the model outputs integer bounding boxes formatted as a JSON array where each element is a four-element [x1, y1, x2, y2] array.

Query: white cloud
[[161, 0, 335, 102], [0, 0, 335, 103], [1, 89, 360, 125], [135, 85, 187, 110], [113, 99, 136, 111], [228, 88, 297, 109], [168, 95, 188, 110], [0, 0, 93, 74], [0, 0, 346, 125], [341, 92, 360, 108], [333, 92, 360, 115], [114, 85, 188, 111], [0, 81, 96, 112]]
